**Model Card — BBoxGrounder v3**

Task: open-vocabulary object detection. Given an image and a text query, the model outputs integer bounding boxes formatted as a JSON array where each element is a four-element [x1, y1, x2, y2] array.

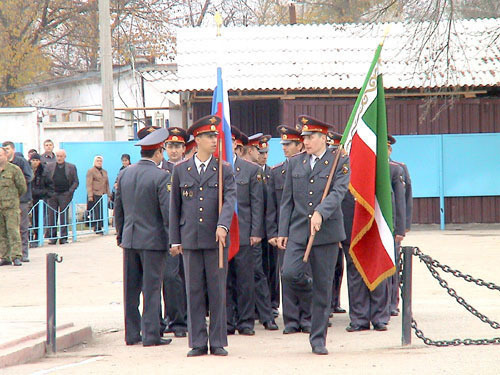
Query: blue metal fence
[[28, 195, 112, 247]]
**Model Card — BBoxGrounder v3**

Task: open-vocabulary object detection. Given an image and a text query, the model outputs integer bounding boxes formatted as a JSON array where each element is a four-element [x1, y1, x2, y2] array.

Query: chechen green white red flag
[[340, 42, 395, 291]]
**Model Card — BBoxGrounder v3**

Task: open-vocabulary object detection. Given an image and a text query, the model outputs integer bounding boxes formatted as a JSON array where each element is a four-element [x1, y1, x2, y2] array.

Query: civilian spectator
[[30, 153, 54, 247], [28, 149, 38, 159], [41, 139, 56, 164], [0, 147, 27, 266], [2, 141, 33, 262], [86, 155, 110, 234], [45, 149, 79, 244], [120, 154, 131, 170]]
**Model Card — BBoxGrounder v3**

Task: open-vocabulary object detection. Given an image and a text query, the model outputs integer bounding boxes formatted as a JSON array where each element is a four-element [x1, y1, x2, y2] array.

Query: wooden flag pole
[[303, 145, 344, 263], [218, 137, 224, 268]]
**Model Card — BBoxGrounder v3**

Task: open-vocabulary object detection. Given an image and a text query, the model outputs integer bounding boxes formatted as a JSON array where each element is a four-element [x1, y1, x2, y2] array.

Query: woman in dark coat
[[30, 153, 54, 245]]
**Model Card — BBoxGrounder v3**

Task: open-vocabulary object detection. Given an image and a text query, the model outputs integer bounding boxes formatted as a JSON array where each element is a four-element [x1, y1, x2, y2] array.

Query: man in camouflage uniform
[[0, 147, 27, 266]]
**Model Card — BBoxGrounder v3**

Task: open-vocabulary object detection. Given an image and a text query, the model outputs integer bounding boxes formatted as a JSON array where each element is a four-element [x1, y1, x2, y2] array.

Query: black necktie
[[312, 157, 319, 169], [199, 163, 205, 176]]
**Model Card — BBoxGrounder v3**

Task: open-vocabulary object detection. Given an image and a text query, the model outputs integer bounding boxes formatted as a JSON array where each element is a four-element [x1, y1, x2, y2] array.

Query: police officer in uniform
[[267, 125, 312, 334], [136, 126, 188, 337], [114, 128, 172, 347], [388, 135, 409, 317], [278, 115, 350, 355], [327, 132, 347, 315], [162, 127, 188, 172], [247, 133, 279, 329], [169, 115, 237, 357], [226, 127, 264, 335]]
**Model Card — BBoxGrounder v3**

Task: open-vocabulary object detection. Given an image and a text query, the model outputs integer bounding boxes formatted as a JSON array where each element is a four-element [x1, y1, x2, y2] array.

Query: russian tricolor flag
[[211, 67, 240, 260]]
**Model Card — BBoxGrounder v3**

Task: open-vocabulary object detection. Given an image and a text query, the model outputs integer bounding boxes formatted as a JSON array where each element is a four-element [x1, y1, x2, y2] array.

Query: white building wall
[[0, 107, 39, 153]]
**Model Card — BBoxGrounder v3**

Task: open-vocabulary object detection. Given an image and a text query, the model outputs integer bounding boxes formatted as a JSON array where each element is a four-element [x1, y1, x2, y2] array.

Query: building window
[[49, 114, 57, 122]]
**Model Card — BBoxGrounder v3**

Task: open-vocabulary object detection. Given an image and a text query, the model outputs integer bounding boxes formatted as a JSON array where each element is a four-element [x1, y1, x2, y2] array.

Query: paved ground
[[1, 225, 500, 374]]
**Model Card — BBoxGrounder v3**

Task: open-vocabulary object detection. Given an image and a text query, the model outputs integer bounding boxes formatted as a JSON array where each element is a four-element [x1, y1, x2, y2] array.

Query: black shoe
[[59, 239, 68, 244], [327, 321, 332, 327], [22, 256, 30, 262], [174, 331, 187, 338], [48, 240, 57, 245], [210, 347, 228, 356], [283, 327, 300, 334], [238, 328, 255, 335], [346, 324, 370, 332], [0, 259, 12, 266], [143, 338, 172, 346], [187, 346, 208, 357], [126, 337, 142, 346], [300, 326, 311, 334], [390, 309, 399, 317], [373, 323, 388, 331], [227, 328, 235, 335], [29, 243, 38, 248], [332, 307, 346, 314], [13, 258, 22, 266], [329, 312, 333, 318], [263, 320, 278, 331], [272, 308, 279, 317], [312, 346, 329, 355]]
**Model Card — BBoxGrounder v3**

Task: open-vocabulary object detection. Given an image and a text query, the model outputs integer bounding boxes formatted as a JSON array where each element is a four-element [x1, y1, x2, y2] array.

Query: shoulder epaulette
[[272, 161, 285, 169]]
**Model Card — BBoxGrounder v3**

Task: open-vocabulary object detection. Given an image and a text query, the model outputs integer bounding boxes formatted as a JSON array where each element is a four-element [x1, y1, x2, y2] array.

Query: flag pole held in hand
[[303, 145, 344, 263]]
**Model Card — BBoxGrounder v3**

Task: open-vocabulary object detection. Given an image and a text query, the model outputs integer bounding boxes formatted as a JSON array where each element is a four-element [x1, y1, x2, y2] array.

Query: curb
[[0, 325, 93, 369]]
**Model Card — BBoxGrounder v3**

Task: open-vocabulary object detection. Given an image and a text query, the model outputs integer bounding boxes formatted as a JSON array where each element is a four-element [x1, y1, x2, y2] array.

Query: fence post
[[401, 246, 413, 346], [71, 200, 77, 243], [46, 253, 62, 353], [102, 194, 109, 235], [38, 200, 45, 247]]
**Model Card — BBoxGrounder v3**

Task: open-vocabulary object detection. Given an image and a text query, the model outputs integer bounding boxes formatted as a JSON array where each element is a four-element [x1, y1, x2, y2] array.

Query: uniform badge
[[342, 163, 349, 174], [187, 166, 192, 171], [236, 167, 240, 172], [182, 190, 189, 197], [189, 191, 193, 197], [256, 174, 262, 182], [167, 183, 171, 192], [324, 160, 329, 165], [281, 169, 285, 174]]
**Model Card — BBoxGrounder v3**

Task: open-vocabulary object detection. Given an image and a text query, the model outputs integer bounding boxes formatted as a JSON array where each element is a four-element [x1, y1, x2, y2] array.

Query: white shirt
[[194, 153, 212, 174], [310, 149, 327, 170]]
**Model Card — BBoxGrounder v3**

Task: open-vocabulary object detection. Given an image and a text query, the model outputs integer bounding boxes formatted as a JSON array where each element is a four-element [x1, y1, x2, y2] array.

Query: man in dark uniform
[[114, 128, 172, 347], [247, 133, 279, 328], [326, 132, 347, 315], [278, 115, 350, 355], [169, 115, 237, 357], [136, 126, 189, 337], [163, 127, 188, 173], [267, 125, 312, 334], [343, 135, 405, 333], [226, 127, 265, 336], [184, 135, 197, 160], [388, 135, 409, 317]]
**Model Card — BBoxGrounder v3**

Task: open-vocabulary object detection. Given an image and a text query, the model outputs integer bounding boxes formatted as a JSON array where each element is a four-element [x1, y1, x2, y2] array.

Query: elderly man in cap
[[169, 115, 236, 357], [278, 115, 350, 355], [267, 125, 312, 334], [114, 127, 172, 347], [86, 155, 110, 234]]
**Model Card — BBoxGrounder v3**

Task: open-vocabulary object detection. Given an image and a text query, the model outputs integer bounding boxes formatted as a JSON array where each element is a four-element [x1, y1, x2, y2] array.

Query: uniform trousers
[[278, 249, 311, 330], [331, 247, 344, 309], [226, 245, 255, 331], [282, 240, 338, 348], [344, 241, 390, 327], [162, 252, 187, 333], [0, 208, 22, 261], [253, 244, 273, 323], [389, 241, 402, 312], [123, 248, 166, 345], [183, 247, 228, 348], [262, 241, 280, 310]]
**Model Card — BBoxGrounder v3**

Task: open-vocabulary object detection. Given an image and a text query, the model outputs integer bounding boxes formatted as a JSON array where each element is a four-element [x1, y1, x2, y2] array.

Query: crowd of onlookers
[[0, 139, 120, 267]]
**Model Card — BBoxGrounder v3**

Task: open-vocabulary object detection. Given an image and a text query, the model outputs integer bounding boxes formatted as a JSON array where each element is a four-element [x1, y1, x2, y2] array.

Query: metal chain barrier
[[401, 246, 500, 346]]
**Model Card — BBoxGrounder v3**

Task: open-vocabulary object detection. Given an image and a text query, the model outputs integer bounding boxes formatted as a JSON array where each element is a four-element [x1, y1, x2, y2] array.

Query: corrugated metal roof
[[144, 19, 500, 92]]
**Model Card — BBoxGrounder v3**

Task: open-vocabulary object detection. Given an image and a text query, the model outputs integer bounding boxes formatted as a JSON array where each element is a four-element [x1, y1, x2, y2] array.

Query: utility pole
[[98, 0, 116, 140]]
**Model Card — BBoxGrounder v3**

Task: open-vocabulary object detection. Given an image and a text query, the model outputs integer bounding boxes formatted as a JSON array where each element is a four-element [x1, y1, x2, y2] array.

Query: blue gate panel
[[443, 133, 500, 197], [391, 135, 441, 198]]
